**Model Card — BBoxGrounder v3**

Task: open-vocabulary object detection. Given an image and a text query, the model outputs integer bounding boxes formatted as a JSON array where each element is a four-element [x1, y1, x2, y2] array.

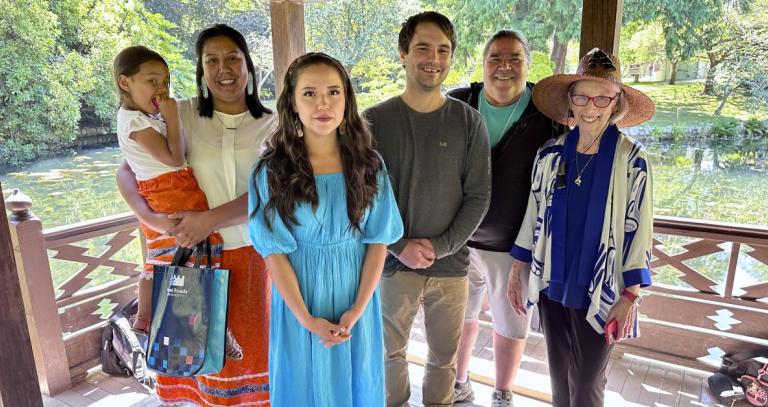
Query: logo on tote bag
[[170, 274, 185, 287]]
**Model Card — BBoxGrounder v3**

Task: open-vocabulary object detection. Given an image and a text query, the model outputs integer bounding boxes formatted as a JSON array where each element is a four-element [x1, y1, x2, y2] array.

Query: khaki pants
[[381, 272, 468, 407]]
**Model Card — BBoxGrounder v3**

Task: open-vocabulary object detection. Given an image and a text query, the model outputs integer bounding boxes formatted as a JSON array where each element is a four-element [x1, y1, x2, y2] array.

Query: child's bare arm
[[130, 95, 185, 167]]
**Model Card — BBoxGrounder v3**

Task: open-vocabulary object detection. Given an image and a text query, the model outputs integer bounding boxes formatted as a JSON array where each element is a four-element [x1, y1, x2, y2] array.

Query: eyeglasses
[[569, 93, 621, 108]]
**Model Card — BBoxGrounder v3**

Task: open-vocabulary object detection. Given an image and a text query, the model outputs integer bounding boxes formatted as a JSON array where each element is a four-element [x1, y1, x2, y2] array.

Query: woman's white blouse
[[178, 97, 276, 249]]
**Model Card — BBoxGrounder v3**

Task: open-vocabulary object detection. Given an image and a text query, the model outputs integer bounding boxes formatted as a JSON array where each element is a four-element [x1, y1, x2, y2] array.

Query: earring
[[339, 119, 347, 136], [247, 72, 254, 96], [201, 78, 209, 99], [294, 117, 304, 138]]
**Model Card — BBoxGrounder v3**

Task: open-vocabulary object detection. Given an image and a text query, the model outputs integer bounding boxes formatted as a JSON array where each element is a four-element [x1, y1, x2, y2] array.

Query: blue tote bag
[[147, 241, 229, 377]]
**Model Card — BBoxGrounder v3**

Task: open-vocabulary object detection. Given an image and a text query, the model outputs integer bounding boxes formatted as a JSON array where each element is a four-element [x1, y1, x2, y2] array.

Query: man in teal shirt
[[448, 30, 565, 407]]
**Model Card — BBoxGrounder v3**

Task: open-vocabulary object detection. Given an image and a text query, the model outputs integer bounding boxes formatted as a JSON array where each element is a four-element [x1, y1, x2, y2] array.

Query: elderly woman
[[507, 48, 655, 407]]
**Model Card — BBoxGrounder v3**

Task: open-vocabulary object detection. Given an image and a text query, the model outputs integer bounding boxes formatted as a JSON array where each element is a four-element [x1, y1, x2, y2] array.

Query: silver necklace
[[500, 93, 524, 134], [484, 89, 525, 136], [573, 133, 603, 186]]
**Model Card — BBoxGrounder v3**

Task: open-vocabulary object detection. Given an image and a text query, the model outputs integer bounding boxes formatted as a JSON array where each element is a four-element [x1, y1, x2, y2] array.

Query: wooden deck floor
[[42, 315, 744, 407], [406, 311, 748, 407]]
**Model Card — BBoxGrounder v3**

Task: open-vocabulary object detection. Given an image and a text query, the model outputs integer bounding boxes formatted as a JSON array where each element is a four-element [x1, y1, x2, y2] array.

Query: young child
[[113, 46, 240, 359]]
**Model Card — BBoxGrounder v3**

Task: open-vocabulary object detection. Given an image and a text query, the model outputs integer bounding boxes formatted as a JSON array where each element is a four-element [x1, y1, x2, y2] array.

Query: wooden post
[[0, 184, 44, 406], [270, 0, 306, 96], [724, 242, 741, 298], [580, 0, 623, 57], [5, 189, 72, 396]]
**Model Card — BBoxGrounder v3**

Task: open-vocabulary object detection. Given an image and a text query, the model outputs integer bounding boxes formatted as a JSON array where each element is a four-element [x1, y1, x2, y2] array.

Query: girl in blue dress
[[248, 52, 404, 407]]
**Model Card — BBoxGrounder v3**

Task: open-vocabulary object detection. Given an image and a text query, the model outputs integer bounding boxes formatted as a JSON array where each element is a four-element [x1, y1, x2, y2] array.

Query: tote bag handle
[[169, 238, 213, 268]]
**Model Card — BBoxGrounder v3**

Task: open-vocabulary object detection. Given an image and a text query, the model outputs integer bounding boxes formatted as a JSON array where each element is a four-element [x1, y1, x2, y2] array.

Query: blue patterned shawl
[[511, 126, 653, 336]]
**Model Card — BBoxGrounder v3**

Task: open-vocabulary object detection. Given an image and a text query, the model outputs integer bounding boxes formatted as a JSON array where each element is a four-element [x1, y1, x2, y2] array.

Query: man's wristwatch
[[621, 289, 642, 306]]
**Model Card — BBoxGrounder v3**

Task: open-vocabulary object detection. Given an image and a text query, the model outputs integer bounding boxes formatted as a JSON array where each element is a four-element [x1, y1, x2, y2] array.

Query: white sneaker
[[453, 380, 475, 403], [491, 389, 513, 407]]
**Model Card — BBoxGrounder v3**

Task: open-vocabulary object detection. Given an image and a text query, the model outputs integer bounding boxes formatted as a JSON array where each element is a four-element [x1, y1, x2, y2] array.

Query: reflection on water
[[0, 146, 141, 291], [1, 139, 766, 229], [638, 136, 768, 228], [1, 140, 766, 292], [1, 146, 128, 228]]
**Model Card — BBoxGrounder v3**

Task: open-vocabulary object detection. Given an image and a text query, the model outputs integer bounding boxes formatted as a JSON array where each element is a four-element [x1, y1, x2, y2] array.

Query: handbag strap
[[190, 237, 213, 268], [170, 245, 195, 266], [724, 348, 768, 378], [169, 238, 213, 268]]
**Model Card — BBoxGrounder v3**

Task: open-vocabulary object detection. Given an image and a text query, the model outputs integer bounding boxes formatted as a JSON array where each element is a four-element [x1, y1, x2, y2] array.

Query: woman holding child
[[116, 24, 273, 406]]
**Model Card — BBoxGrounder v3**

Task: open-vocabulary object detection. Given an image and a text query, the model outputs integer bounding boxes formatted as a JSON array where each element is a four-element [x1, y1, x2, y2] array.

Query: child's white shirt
[[117, 107, 186, 181]]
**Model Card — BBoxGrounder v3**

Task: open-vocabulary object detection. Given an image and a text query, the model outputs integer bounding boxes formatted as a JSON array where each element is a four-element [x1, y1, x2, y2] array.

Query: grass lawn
[[630, 81, 768, 127]]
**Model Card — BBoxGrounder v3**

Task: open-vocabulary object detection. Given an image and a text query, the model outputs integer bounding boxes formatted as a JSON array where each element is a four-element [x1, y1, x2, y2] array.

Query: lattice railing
[[6, 187, 768, 395], [45, 214, 143, 379], [624, 216, 768, 370], [7, 191, 142, 394]]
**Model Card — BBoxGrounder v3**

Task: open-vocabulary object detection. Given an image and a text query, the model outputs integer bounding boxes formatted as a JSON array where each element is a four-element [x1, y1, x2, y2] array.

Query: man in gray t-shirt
[[364, 11, 490, 407]]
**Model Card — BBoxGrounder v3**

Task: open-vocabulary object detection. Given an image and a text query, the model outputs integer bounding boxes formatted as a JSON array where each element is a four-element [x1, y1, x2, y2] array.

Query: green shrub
[[529, 51, 555, 83], [650, 127, 667, 140], [709, 118, 741, 138], [744, 116, 768, 138], [670, 125, 687, 142]]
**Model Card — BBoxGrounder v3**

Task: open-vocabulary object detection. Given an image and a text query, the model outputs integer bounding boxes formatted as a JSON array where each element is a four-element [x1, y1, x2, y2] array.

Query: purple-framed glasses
[[569, 93, 621, 108]]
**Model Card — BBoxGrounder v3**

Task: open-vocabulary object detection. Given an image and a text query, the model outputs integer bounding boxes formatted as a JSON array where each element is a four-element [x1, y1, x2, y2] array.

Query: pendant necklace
[[499, 90, 525, 134], [496, 87, 528, 136], [573, 132, 603, 186], [482, 88, 525, 139], [214, 110, 248, 130]]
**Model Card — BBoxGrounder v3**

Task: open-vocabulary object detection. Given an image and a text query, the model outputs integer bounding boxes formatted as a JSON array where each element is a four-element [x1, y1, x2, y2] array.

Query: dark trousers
[[539, 295, 614, 407]]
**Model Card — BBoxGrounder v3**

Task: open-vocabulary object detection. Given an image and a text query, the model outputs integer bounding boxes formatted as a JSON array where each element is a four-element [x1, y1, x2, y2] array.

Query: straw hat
[[532, 48, 655, 128]]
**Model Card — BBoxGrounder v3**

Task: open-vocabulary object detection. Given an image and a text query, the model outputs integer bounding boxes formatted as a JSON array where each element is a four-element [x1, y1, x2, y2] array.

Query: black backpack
[[708, 348, 768, 406], [100, 298, 149, 381]]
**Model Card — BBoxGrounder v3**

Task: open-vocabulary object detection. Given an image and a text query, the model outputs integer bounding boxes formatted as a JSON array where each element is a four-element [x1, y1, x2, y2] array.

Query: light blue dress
[[248, 162, 403, 407]]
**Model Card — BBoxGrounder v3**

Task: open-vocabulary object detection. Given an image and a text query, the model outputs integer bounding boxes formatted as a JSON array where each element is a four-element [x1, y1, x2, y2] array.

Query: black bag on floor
[[100, 298, 149, 381], [708, 348, 768, 406]]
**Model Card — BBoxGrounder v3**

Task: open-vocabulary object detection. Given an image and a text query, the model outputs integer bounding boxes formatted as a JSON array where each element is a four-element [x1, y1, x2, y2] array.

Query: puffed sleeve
[[361, 156, 404, 245], [127, 113, 164, 134], [248, 164, 298, 257]]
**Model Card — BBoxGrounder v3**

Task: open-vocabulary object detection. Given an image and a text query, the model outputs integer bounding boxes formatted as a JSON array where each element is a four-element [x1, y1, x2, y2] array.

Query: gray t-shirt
[[364, 96, 491, 277]]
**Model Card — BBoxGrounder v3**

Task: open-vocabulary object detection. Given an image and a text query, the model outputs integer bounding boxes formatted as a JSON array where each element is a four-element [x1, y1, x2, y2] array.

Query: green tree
[[0, 0, 80, 166], [305, 0, 419, 103], [697, 1, 752, 95], [528, 50, 555, 82], [620, 21, 665, 75], [712, 3, 768, 115], [625, 0, 724, 85], [435, 0, 581, 74]]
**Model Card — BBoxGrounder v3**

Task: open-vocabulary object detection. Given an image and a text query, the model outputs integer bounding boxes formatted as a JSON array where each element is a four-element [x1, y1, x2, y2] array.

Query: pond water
[[2, 138, 766, 293], [641, 136, 768, 227], [2, 138, 766, 229]]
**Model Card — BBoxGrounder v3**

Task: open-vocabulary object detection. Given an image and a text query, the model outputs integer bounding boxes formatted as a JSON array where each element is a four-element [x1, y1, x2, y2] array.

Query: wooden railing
[[623, 215, 768, 370], [5, 188, 768, 395], [6, 189, 142, 395]]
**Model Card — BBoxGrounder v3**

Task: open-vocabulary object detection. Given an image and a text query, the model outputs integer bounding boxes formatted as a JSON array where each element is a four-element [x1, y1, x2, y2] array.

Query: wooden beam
[[270, 0, 306, 97], [580, 0, 623, 57], [0, 182, 43, 407]]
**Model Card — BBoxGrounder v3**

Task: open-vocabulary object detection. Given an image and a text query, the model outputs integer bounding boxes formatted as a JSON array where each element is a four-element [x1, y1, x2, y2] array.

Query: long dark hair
[[251, 52, 381, 232], [194, 24, 271, 118]]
